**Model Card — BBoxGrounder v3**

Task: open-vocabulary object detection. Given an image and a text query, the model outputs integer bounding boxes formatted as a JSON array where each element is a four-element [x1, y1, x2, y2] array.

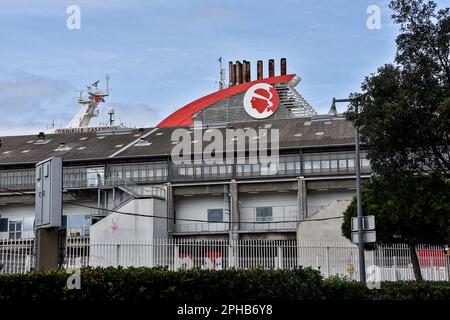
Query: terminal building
[[0, 59, 371, 243]]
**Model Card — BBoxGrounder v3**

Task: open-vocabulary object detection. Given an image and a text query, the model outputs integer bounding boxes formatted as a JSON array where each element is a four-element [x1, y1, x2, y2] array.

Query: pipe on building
[[257, 60, 263, 80], [229, 61, 235, 86], [242, 60, 248, 83], [246, 61, 251, 82], [281, 58, 287, 76], [236, 61, 243, 85], [268, 59, 275, 77]]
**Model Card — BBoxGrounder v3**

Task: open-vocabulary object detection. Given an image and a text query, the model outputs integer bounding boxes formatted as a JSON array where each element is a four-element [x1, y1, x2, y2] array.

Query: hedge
[[0, 267, 449, 301]]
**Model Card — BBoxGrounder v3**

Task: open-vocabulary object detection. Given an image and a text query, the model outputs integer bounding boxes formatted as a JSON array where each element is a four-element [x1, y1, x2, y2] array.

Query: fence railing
[[1, 238, 448, 282], [0, 238, 35, 274]]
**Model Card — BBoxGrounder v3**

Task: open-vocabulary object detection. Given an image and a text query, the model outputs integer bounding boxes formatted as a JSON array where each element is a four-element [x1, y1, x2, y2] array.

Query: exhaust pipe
[[281, 58, 287, 75], [229, 61, 235, 86], [246, 61, 251, 82], [257, 60, 263, 80], [242, 60, 248, 83], [268, 59, 275, 77]]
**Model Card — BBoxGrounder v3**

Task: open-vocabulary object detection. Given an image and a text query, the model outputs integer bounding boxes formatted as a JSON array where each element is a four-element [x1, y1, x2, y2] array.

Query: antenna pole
[[218, 57, 226, 90], [106, 74, 110, 95]]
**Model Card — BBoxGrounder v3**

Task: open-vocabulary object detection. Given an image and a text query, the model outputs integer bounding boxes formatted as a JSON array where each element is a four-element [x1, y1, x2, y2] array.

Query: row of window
[[0, 151, 371, 189], [0, 214, 91, 239], [203, 207, 273, 223]]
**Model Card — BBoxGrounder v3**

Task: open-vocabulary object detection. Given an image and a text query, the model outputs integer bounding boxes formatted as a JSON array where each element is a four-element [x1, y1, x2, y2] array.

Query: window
[[303, 161, 312, 170], [86, 167, 104, 187], [64, 214, 91, 237], [23, 217, 34, 231], [256, 207, 272, 222], [312, 161, 321, 170], [330, 160, 338, 169], [0, 218, 8, 232], [348, 159, 355, 169], [69, 215, 84, 229], [286, 162, 295, 171], [361, 158, 370, 168], [9, 221, 22, 239], [208, 209, 223, 222]]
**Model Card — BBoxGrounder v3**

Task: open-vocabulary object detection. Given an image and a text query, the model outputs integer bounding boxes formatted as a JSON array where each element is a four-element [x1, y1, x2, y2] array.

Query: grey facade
[[0, 116, 371, 241]]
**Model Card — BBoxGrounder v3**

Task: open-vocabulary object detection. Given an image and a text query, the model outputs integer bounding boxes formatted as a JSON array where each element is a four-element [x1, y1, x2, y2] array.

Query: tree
[[343, 0, 450, 281], [347, 0, 450, 178], [342, 176, 450, 280]]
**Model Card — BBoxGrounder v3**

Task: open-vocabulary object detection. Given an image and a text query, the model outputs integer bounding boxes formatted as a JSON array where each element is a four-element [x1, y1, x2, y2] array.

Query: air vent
[[55, 142, 72, 152], [35, 132, 50, 145], [134, 138, 151, 147]]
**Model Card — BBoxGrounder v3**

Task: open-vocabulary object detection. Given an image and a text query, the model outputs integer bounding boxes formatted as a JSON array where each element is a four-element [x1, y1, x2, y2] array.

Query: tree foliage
[[342, 175, 450, 245], [347, 0, 450, 178]]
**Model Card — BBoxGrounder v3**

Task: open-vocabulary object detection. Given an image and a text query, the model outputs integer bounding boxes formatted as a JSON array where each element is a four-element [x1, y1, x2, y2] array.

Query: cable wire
[[0, 187, 344, 224]]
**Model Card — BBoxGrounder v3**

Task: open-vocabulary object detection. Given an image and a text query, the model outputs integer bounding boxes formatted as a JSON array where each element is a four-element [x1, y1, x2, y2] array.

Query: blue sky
[[0, 0, 447, 135]]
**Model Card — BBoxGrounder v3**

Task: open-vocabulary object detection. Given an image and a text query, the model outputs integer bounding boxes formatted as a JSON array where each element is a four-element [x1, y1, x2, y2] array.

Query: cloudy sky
[[1, 0, 446, 136]]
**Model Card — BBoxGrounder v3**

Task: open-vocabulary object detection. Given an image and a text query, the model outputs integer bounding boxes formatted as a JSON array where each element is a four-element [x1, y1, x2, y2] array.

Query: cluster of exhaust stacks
[[228, 58, 287, 87]]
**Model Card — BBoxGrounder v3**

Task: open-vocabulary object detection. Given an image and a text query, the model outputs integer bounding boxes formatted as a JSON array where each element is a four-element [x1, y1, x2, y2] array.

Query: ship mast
[[68, 75, 110, 128]]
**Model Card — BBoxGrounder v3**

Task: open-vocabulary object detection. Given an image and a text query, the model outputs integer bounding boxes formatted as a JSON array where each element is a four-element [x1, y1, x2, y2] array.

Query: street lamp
[[330, 98, 366, 283]]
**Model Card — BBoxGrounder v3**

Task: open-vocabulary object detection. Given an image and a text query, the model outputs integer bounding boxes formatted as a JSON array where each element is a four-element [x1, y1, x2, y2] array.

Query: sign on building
[[35, 157, 63, 229]]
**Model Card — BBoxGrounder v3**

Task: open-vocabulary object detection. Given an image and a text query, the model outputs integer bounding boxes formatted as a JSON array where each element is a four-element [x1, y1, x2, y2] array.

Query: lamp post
[[330, 98, 366, 282]]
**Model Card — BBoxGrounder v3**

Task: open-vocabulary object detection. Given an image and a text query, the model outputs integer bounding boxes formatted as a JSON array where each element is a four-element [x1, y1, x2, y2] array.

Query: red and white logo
[[243, 83, 279, 119]]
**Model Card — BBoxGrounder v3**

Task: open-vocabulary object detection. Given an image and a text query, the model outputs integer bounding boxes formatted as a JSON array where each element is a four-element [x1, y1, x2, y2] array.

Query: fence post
[[228, 241, 235, 268], [276, 246, 283, 270], [116, 244, 120, 267], [174, 245, 179, 270], [325, 247, 330, 277], [393, 256, 397, 281]]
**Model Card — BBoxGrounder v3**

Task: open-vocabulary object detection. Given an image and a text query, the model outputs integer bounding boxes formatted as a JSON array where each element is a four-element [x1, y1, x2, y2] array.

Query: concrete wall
[[174, 195, 228, 226], [90, 198, 167, 242], [307, 189, 355, 217], [239, 192, 297, 230], [297, 200, 352, 242]]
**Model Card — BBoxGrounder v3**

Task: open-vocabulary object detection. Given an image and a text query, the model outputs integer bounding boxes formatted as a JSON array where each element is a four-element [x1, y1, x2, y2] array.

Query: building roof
[[0, 116, 355, 167]]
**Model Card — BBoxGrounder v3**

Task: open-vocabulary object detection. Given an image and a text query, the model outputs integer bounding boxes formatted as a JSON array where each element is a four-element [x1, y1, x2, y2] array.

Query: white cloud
[[0, 69, 75, 136], [96, 102, 162, 129]]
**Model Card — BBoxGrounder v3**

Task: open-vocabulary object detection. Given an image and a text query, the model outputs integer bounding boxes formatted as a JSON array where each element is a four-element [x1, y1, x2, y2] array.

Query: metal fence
[[1, 238, 448, 282]]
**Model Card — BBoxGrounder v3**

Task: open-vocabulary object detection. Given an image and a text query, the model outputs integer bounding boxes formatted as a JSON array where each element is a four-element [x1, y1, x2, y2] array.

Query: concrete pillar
[[297, 177, 307, 220], [230, 180, 239, 240], [36, 228, 65, 271], [166, 183, 174, 234]]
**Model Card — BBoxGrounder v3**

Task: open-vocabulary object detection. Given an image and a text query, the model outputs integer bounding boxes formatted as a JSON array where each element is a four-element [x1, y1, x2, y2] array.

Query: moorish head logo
[[243, 83, 279, 119]]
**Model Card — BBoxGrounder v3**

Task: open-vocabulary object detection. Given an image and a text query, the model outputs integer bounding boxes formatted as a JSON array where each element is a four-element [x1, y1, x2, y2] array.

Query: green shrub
[[0, 267, 448, 301], [0, 267, 323, 301]]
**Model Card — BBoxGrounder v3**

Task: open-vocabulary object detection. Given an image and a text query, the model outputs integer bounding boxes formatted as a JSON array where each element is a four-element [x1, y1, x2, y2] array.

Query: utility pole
[[330, 98, 366, 282]]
